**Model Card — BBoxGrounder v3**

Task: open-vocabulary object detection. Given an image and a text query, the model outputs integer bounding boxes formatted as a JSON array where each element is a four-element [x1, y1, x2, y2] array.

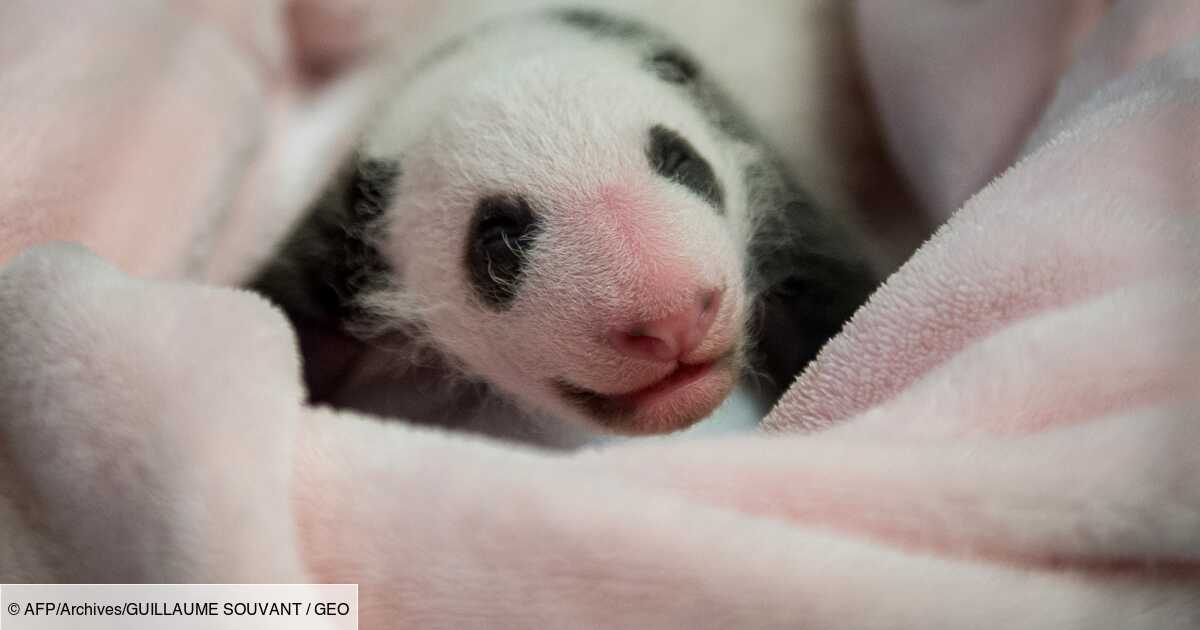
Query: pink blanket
[[2, 1, 1198, 628]]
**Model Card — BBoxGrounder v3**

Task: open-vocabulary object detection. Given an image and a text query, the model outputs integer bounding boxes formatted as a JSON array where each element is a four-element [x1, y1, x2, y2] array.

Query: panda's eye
[[647, 48, 698, 84], [465, 195, 541, 310], [478, 215, 519, 252], [647, 124, 724, 213]]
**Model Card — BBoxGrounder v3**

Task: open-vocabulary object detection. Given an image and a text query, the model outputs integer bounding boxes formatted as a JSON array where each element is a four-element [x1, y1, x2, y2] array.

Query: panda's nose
[[607, 288, 722, 362]]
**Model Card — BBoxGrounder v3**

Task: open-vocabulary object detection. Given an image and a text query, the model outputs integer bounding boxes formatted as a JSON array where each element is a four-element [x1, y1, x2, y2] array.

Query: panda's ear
[[647, 48, 699, 84], [747, 199, 878, 402], [249, 155, 399, 325]]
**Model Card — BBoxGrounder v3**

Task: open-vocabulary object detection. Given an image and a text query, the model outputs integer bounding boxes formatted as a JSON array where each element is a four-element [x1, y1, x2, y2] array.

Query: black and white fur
[[252, 8, 877, 447]]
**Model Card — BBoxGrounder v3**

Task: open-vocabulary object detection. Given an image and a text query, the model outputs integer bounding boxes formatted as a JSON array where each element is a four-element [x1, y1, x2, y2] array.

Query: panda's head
[[360, 12, 759, 434]]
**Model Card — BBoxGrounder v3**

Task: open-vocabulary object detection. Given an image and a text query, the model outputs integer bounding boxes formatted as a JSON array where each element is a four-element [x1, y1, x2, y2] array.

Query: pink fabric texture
[[0, 0, 410, 284], [1, 2, 1198, 628], [856, 0, 1111, 219]]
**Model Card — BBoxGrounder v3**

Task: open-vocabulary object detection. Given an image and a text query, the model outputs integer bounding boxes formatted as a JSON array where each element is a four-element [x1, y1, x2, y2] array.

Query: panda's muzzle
[[552, 350, 737, 432]]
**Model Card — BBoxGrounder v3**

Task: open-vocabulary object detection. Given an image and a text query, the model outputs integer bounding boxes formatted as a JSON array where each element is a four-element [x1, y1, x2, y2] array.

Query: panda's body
[[252, 6, 880, 447]]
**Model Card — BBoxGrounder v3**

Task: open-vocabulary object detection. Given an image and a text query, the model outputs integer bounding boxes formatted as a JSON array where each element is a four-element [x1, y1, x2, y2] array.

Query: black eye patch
[[465, 194, 541, 310], [646, 48, 698, 84], [647, 125, 724, 213]]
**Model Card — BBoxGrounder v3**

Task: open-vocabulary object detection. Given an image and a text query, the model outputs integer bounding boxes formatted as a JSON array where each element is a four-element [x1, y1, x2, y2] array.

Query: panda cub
[[251, 8, 876, 446]]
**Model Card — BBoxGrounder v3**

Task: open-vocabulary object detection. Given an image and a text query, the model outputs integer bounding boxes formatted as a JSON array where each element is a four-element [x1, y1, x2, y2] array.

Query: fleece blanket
[[2, 1, 1198, 628]]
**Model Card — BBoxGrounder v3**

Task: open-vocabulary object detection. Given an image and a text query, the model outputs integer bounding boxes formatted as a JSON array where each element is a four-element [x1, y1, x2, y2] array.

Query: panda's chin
[[554, 353, 738, 435]]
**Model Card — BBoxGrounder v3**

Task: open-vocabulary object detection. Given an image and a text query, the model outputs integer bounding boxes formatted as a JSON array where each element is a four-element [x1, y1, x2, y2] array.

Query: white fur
[[356, 16, 759, 434]]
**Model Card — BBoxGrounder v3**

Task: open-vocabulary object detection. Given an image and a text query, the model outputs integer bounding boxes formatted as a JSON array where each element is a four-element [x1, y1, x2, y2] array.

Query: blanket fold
[[3, 244, 1197, 628], [1, 1, 1198, 628]]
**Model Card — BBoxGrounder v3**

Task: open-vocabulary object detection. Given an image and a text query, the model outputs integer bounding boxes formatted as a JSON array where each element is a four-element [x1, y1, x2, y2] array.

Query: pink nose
[[607, 288, 723, 362]]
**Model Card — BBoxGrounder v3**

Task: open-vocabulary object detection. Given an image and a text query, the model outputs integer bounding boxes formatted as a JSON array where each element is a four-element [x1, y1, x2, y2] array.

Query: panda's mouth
[[554, 352, 736, 433]]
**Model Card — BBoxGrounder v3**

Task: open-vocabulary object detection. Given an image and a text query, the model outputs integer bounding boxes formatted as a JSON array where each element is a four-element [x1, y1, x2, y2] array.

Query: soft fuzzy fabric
[[0, 0, 411, 284], [856, 0, 1112, 220], [1, 1, 1199, 628]]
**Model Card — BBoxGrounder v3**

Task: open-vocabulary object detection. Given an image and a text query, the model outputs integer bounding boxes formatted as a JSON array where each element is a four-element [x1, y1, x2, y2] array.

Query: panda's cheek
[[483, 299, 579, 376]]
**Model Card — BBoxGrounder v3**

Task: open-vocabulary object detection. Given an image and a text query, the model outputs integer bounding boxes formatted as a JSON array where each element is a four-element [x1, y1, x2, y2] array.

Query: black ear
[[647, 48, 699, 84], [749, 199, 878, 402], [553, 8, 646, 39], [249, 155, 399, 324]]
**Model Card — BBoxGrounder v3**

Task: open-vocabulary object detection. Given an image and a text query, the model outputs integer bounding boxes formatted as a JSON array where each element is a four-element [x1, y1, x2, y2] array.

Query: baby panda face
[[365, 26, 753, 434]]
